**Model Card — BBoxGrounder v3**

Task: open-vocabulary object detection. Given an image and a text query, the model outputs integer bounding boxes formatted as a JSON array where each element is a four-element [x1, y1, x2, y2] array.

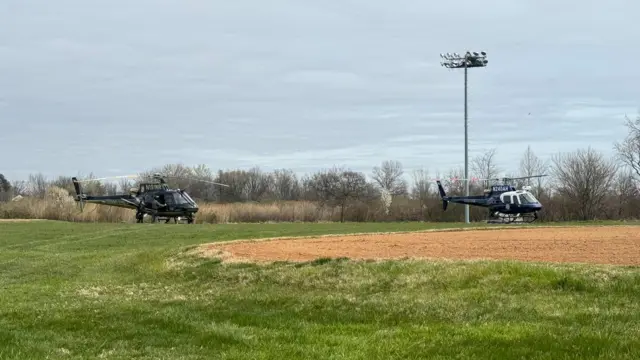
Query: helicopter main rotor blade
[[500, 174, 548, 181], [74, 175, 139, 183], [432, 174, 548, 184], [194, 179, 231, 187], [76, 172, 231, 187], [161, 175, 230, 187], [432, 177, 500, 182]]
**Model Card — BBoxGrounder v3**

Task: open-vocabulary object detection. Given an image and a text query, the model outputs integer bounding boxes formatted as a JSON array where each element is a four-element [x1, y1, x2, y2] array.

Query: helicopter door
[[512, 195, 520, 206], [162, 193, 174, 207], [143, 194, 154, 208]]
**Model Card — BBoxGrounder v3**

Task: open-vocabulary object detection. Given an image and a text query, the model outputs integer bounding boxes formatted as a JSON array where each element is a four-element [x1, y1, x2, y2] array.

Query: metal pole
[[439, 51, 487, 225], [464, 64, 469, 224]]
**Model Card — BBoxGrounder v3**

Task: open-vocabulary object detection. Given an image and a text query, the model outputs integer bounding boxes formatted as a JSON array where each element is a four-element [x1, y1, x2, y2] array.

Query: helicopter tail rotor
[[436, 181, 449, 211], [71, 177, 85, 212]]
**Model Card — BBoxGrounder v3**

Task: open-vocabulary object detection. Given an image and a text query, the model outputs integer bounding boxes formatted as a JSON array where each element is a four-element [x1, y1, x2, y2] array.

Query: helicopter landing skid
[[486, 212, 537, 225], [155, 216, 195, 224], [137, 213, 195, 224], [161, 216, 195, 224]]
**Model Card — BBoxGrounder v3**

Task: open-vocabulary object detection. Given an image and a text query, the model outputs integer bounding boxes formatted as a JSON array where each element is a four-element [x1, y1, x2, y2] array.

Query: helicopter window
[[521, 193, 538, 204], [163, 192, 191, 205], [501, 195, 511, 204], [181, 191, 195, 204], [163, 193, 174, 205], [174, 193, 190, 205]]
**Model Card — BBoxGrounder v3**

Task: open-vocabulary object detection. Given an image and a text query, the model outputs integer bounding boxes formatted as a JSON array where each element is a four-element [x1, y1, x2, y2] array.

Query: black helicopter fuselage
[[71, 177, 199, 222], [75, 190, 199, 214], [141, 189, 200, 217]]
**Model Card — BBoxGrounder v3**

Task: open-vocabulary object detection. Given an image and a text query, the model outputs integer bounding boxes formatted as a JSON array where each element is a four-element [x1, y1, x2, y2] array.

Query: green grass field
[[1, 220, 639, 359]]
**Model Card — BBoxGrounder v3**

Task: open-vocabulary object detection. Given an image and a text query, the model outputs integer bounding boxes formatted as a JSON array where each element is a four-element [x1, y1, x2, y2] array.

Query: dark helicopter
[[435, 175, 547, 223], [71, 173, 229, 224]]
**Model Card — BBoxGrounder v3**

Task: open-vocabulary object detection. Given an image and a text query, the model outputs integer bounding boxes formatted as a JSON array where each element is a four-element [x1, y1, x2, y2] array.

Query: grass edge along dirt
[[0, 220, 639, 359]]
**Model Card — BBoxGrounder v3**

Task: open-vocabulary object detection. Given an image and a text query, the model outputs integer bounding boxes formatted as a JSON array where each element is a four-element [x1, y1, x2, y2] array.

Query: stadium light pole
[[439, 51, 488, 224]]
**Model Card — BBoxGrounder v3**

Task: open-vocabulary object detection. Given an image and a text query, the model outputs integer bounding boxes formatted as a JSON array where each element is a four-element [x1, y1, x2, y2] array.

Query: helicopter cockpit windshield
[[164, 191, 194, 206], [519, 192, 539, 204], [180, 191, 196, 205]]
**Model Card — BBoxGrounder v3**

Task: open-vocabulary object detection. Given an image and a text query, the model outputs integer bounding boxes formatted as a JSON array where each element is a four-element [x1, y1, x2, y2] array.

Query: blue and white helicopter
[[436, 175, 547, 223]]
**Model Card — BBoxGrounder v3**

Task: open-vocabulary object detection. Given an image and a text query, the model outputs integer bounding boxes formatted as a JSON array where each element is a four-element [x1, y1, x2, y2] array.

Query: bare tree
[[191, 164, 214, 179], [410, 169, 431, 200], [244, 167, 272, 202], [186, 164, 219, 201], [215, 170, 250, 202], [611, 169, 640, 219], [410, 168, 432, 219], [210, 167, 272, 202], [299, 174, 317, 201], [119, 178, 135, 194], [471, 148, 501, 189], [50, 176, 75, 195], [27, 173, 48, 198], [271, 169, 301, 200], [0, 173, 12, 202], [371, 160, 408, 196], [307, 167, 368, 222], [614, 114, 640, 179], [551, 147, 618, 220], [333, 170, 369, 222], [442, 166, 465, 195], [104, 182, 118, 196], [10, 180, 27, 196], [0, 174, 10, 192], [518, 145, 549, 197]]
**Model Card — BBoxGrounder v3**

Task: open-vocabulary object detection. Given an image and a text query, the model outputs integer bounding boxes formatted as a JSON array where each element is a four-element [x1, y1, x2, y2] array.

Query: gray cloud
[[1, 0, 639, 182]]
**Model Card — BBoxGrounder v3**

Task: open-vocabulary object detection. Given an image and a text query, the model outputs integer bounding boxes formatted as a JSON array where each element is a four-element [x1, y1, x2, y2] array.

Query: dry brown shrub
[[0, 198, 338, 223], [2, 193, 639, 223]]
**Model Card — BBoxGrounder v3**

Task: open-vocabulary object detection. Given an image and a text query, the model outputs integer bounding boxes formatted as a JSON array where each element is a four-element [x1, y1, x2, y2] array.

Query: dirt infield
[[200, 225, 640, 266]]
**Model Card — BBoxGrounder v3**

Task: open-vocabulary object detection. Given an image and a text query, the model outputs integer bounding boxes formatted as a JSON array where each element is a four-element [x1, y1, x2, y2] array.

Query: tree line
[[2, 115, 640, 223]]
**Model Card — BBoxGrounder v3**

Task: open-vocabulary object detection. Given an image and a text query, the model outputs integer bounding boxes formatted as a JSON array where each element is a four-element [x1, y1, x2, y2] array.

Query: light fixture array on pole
[[439, 51, 488, 224]]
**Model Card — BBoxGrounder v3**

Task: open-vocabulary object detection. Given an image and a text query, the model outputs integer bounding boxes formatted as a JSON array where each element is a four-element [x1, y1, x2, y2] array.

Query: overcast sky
[[1, 0, 639, 182]]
